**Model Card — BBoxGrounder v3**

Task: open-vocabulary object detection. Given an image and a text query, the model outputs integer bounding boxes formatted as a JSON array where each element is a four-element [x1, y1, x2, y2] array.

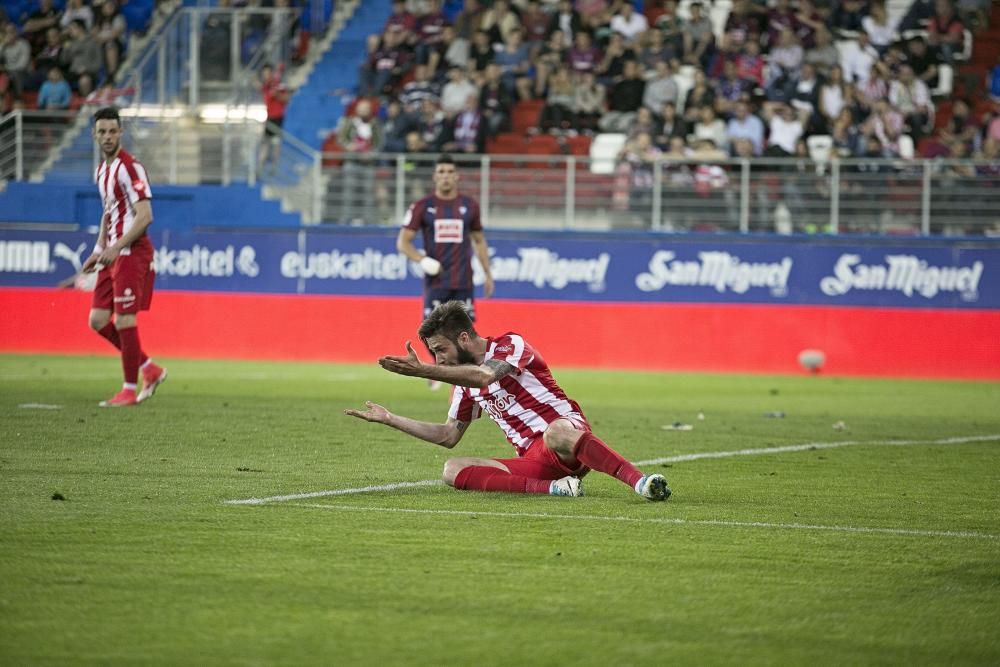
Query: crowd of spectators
[[0, 0, 139, 114], [334, 0, 998, 169]]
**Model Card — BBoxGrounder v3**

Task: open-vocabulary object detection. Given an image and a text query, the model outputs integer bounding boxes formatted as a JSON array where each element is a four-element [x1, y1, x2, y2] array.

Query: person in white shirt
[[888, 64, 933, 138], [610, 3, 649, 45], [862, 1, 896, 53], [841, 32, 879, 84], [763, 101, 804, 156]]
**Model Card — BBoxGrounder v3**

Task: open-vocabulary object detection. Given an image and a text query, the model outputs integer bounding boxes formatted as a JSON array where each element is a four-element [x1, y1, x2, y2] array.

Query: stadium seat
[[898, 134, 915, 160], [932, 63, 954, 97], [807, 135, 834, 162], [589, 133, 627, 174]]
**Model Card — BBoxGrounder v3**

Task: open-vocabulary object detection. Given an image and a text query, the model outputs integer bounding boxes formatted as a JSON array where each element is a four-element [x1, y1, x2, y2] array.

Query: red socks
[[97, 322, 149, 369], [573, 432, 644, 488], [117, 325, 144, 385], [454, 466, 552, 494], [97, 322, 121, 349]]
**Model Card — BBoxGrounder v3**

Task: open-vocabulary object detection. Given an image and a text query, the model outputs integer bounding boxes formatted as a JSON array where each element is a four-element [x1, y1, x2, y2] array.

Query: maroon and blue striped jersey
[[403, 194, 482, 290]]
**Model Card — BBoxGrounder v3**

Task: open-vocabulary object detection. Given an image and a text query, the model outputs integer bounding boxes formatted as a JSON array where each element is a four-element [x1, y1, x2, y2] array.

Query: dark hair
[[419, 301, 476, 343], [92, 106, 121, 126], [436, 153, 456, 167]]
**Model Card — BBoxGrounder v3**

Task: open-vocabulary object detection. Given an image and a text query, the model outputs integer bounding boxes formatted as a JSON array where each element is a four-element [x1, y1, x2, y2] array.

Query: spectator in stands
[[548, 0, 584, 47], [862, 1, 896, 54], [789, 62, 822, 128], [643, 60, 678, 113], [258, 63, 289, 175], [804, 27, 839, 78], [479, 62, 513, 138], [861, 98, 905, 156], [0, 65, 15, 114], [956, 0, 990, 32], [60, 0, 94, 34], [762, 101, 805, 156], [400, 64, 440, 115], [794, 0, 825, 49], [937, 97, 980, 152], [443, 93, 486, 153], [200, 0, 233, 82], [384, 0, 417, 44], [841, 31, 879, 84], [76, 71, 95, 100], [906, 36, 940, 89], [767, 29, 804, 96], [856, 61, 889, 113], [638, 27, 676, 71], [533, 29, 567, 97], [416, 0, 449, 65], [600, 58, 645, 131], [573, 69, 605, 134], [889, 64, 933, 139], [628, 105, 661, 140], [482, 0, 520, 48], [494, 28, 533, 101], [37, 64, 71, 110], [828, 0, 867, 36], [683, 69, 717, 123], [416, 97, 447, 151], [29, 26, 64, 91], [380, 99, 412, 153], [95, 0, 127, 81], [725, 100, 765, 154], [654, 100, 688, 147], [724, 0, 766, 48], [595, 31, 635, 86], [453, 0, 485, 41], [441, 66, 478, 117], [22, 0, 62, 53], [818, 64, 848, 132], [652, 0, 684, 59], [1, 23, 30, 94], [682, 2, 714, 68], [433, 25, 469, 77], [521, 0, 551, 51], [616, 130, 661, 221], [707, 35, 741, 81], [468, 29, 494, 81], [610, 2, 649, 45], [715, 60, 753, 118], [359, 29, 411, 98], [335, 99, 382, 223], [927, 0, 965, 64], [692, 104, 728, 152], [539, 66, 575, 133], [766, 0, 798, 50], [736, 37, 766, 86], [567, 29, 601, 76], [831, 107, 861, 154]]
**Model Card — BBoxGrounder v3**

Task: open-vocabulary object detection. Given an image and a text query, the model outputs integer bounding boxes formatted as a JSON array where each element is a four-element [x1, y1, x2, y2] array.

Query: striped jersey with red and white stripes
[[96, 149, 152, 256], [448, 333, 587, 455]]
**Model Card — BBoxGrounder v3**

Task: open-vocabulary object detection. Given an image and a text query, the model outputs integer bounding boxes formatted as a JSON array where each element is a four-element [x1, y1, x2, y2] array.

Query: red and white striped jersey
[[96, 149, 152, 255], [448, 333, 587, 455]]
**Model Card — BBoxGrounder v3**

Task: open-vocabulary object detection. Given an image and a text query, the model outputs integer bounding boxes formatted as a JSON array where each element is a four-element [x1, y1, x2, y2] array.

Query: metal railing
[[316, 152, 1000, 236], [0, 110, 82, 182]]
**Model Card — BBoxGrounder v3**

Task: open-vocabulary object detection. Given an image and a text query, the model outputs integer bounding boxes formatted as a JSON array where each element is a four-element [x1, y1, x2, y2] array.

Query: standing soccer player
[[345, 301, 671, 501], [81, 106, 167, 407], [396, 154, 495, 322]]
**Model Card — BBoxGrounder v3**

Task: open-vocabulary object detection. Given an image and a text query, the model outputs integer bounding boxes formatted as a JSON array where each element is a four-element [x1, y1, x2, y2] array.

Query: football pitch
[[1, 354, 998, 665]]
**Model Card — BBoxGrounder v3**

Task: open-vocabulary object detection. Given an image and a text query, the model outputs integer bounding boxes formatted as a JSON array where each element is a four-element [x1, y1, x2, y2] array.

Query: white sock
[[123, 382, 138, 391]]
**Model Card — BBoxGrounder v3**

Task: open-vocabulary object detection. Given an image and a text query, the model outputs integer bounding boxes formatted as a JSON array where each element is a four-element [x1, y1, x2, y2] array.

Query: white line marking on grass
[[634, 433, 1000, 466], [223, 480, 442, 505], [223, 433, 1000, 506], [18, 403, 63, 409], [287, 503, 1000, 541]]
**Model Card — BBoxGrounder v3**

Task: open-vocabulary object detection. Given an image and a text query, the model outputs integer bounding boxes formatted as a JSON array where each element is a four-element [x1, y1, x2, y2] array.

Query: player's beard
[[102, 140, 120, 159], [455, 344, 476, 365]]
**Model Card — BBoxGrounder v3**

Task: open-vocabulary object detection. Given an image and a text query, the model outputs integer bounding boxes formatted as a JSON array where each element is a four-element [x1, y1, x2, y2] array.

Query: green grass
[[1, 354, 999, 666]]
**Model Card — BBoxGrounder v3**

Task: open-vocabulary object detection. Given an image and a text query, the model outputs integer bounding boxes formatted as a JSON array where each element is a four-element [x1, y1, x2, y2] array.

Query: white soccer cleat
[[137, 363, 168, 403], [635, 474, 671, 501], [549, 476, 583, 497]]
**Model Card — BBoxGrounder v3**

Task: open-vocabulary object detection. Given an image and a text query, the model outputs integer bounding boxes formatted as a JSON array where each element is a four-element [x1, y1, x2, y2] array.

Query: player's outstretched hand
[[378, 341, 425, 378], [344, 401, 391, 424], [80, 253, 102, 274]]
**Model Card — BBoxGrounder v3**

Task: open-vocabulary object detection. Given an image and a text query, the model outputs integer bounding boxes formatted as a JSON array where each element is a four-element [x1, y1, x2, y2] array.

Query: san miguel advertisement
[[0, 229, 996, 310]]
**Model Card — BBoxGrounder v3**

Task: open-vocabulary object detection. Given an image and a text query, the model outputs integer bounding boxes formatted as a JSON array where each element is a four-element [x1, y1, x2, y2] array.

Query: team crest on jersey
[[133, 179, 146, 194], [434, 218, 464, 243]]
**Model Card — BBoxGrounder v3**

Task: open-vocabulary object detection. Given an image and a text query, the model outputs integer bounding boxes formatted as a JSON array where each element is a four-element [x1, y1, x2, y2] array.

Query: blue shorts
[[424, 288, 476, 321]]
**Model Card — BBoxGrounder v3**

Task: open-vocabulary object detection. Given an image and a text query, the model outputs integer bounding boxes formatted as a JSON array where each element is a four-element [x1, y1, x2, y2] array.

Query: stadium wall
[[1, 228, 998, 379]]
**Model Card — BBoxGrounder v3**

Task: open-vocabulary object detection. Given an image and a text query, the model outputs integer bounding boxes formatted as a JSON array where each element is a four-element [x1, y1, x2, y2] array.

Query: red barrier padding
[[1, 288, 998, 379]]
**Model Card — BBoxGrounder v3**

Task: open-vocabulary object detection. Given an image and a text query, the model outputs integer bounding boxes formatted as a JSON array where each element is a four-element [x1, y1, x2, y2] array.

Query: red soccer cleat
[[99, 388, 138, 408], [138, 363, 168, 403]]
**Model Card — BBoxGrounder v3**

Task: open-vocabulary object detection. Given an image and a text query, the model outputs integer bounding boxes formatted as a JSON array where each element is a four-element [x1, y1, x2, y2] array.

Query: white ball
[[798, 349, 826, 373]]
